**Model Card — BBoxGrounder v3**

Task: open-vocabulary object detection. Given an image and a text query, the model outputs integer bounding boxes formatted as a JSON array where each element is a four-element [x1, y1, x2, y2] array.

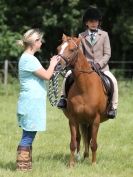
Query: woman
[[16, 28, 59, 171], [57, 6, 118, 119]]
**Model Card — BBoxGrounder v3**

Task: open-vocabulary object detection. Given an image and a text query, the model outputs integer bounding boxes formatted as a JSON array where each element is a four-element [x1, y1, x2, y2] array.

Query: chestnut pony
[[57, 34, 109, 167]]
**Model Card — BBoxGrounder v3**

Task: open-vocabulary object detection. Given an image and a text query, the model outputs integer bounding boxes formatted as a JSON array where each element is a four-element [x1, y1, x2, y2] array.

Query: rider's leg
[[57, 70, 72, 108], [104, 71, 118, 118]]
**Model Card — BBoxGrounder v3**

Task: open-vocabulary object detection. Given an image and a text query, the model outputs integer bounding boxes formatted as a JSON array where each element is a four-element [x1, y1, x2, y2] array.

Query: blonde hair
[[17, 28, 44, 49]]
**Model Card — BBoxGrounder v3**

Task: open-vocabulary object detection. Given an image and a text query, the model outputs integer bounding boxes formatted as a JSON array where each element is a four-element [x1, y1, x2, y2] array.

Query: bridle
[[58, 39, 78, 68]]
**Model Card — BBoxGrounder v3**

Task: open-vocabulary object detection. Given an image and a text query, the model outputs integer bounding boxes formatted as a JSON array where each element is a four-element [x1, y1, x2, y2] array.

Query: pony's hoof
[[68, 161, 75, 168], [75, 153, 81, 161], [92, 162, 97, 165]]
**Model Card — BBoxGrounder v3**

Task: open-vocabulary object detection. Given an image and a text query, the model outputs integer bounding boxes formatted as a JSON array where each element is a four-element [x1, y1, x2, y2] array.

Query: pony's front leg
[[69, 120, 77, 167], [90, 114, 100, 164]]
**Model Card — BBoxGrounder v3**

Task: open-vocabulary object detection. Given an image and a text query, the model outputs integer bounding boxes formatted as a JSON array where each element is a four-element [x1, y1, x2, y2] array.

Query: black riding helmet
[[83, 6, 102, 24]]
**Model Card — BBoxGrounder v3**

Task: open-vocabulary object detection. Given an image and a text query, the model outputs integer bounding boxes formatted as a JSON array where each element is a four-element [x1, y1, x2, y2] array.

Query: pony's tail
[[80, 124, 91, 155]]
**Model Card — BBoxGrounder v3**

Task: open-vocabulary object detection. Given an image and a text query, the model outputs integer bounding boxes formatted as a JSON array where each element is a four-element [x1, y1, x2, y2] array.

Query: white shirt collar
[[88, 29, 98, 36]]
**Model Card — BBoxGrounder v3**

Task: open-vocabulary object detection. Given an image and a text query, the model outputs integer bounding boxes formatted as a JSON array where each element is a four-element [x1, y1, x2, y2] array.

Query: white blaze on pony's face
[[59, 42, 68, 55], [58, 41, 68, 67]]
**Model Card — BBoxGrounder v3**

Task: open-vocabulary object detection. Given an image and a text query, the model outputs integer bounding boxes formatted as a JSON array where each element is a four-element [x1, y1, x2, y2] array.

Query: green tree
[[0, 0, 132, 77]]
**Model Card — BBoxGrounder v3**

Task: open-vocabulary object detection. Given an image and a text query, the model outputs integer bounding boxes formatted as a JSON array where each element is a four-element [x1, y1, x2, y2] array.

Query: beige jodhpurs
[[104, 71, 118, 109]]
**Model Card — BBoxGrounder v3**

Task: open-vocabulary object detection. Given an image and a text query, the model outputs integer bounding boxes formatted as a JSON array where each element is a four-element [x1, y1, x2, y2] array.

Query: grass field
[[0, 80, 133, 177]]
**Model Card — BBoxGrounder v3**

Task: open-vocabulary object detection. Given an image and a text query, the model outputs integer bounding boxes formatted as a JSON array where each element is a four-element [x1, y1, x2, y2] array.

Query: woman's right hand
[[35, 55, 61, 80], [50, 55, 60, 68]]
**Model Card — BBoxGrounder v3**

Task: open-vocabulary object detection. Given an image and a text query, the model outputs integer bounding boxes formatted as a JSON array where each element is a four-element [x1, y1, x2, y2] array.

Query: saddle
[[92, 63, 114, 108], [65, 68, 114, 109]]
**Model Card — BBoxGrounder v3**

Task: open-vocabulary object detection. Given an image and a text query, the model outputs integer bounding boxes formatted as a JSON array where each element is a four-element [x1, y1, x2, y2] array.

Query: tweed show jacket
[[79, 29, 111, 71]]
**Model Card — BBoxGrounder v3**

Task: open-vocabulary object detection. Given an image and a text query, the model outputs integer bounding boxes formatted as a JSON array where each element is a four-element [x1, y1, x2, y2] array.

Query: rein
[[77, 69, 94, 74]]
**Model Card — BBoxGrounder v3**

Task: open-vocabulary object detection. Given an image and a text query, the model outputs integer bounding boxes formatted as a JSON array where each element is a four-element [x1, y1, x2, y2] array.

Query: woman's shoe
[[16, 146, 32, 171]]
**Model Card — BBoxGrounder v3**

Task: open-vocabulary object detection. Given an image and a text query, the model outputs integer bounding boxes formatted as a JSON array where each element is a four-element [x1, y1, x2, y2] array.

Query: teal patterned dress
[[17, 53, 47, 131]]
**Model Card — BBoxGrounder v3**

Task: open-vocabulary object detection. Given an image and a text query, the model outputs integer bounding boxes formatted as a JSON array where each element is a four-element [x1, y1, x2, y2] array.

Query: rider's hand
[[95, 63, 101, 70]]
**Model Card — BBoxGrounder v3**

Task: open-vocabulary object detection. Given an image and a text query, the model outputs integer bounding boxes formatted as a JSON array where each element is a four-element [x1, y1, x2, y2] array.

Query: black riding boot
[[57, 95, 67, 108], [107, 107, 117, 119]]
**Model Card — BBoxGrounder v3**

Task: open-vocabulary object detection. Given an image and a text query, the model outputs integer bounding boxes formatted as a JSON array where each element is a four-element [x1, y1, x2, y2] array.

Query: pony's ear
[[62, 34, 67, 41]]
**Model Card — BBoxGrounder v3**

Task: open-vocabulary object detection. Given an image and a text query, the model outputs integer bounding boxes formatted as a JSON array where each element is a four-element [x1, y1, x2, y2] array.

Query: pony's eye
[[70, 48, 75, 52]]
